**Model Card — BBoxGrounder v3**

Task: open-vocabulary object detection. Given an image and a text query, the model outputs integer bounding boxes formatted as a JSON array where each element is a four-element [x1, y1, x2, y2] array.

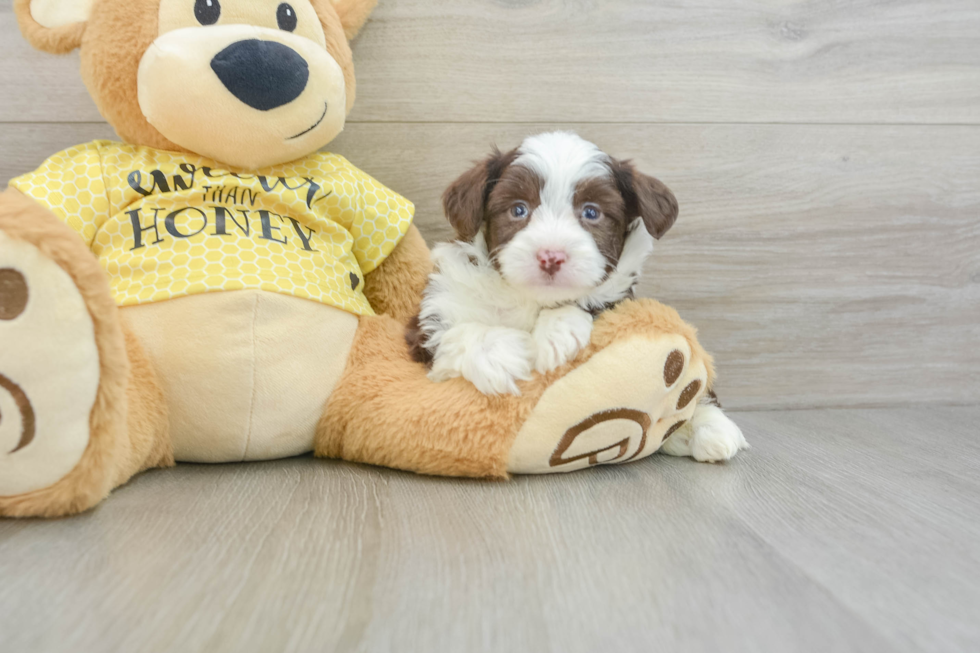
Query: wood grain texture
[[3, 122, 977, 410], [3, 0, 980, 124], [0, 14, 100, 123], [1, 407, 978, 653]]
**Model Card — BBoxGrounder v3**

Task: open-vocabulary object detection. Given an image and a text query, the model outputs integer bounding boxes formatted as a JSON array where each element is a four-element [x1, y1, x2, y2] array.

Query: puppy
[[406, 131, 678, 396]]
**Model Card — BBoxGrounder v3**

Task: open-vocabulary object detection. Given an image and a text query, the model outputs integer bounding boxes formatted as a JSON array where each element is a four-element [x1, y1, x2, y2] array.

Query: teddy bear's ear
[[14, 0, 92, 54], [329, 0, 379, 40]]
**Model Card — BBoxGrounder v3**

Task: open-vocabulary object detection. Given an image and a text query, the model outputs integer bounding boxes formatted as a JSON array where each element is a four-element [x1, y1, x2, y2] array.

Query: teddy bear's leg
[[0, 190, 171, 517], [316, 298, 728, 477]]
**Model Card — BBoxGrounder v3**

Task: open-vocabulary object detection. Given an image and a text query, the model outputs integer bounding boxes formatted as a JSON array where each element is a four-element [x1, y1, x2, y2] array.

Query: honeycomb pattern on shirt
[[10, 141, 415, 316]]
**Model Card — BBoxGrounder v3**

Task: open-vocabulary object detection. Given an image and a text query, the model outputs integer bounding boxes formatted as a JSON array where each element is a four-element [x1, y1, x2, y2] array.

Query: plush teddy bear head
[[15, 0, 377, 169]]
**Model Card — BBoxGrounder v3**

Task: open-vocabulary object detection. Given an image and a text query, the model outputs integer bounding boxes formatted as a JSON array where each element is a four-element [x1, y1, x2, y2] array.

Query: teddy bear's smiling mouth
[[287, 102, 328, 141]]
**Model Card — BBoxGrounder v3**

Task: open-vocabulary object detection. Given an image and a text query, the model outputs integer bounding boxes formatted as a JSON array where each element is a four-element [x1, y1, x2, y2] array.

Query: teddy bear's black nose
[[211, 39, 309, 111]]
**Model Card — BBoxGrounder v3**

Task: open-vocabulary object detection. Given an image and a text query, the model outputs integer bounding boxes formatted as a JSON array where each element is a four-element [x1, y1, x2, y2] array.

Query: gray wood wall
[[1, 0, 978, 410]]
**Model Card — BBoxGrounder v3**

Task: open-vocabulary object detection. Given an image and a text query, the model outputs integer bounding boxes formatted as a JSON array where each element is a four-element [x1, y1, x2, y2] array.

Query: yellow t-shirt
[[10, 141, 415, 316]]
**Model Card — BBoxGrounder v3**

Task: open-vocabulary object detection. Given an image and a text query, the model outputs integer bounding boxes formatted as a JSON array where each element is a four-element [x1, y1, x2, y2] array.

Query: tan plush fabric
[[26, 0, 93, 29], [316, 298, 713, 479], [327, 0, 379, 40], [16, 0, 361, 159], [0, 190, 170, 517], [123, 291, 358, 462], [314, 0, 361, 113], [316, 313, 537, 478], [1, 184, 718, 514], [136, 25, 350, 169], [82, 0, 177, 153], [0, 230, 100, 496], [508, 332, 707, 474], [117, 324, 174, 483], [13, 0, 88, 54], [4, 0, 722, 518]]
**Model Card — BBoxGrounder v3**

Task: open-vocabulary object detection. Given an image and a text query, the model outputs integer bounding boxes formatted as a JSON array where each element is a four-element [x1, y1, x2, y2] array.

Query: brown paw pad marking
[[0, 373, 36, 454], [550, 408, 651, 468], [661, 420, 686, 443], [0, 268, 28, 321], [677, 380, 701, 410], [664, 349, 685, 387]]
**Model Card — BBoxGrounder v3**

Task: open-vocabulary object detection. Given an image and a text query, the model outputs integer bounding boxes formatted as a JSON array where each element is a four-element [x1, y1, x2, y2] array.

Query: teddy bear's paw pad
[[0, 232, 100, 497], [507, 333, 707, 474]]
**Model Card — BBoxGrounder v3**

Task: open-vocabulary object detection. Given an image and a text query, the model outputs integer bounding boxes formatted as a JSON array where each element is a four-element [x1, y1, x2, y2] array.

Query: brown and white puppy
[[408, 131, 678, 395]]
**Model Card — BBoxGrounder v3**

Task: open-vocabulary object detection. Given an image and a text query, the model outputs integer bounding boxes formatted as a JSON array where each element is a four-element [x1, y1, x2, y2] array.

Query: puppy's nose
[[537, 250, 567, 276], [211, 40, 309, 111]]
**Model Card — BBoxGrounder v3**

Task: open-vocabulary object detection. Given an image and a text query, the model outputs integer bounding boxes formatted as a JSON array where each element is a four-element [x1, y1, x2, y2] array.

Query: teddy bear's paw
[[507, 332, 708, 474], [661, 404, 749, 463], [0, 231, 100, 498]]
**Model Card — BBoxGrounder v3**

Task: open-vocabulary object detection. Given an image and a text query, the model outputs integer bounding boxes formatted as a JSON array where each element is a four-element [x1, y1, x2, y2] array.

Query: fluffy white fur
[[423, 131, 747, 459], [579, 218, 654, 312], [515, 132, 612, 208], [497, 132, 613, 306], [421, 224, 653, 395], [660, 401, 750, 462], [531, 304, 593, 374], [421, 132, 660, 396]]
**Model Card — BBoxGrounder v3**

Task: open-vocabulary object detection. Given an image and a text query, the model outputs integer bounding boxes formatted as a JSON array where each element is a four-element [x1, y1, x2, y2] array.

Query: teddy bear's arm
[[361, 223, 432, 322], [6, 141, 109, 248]]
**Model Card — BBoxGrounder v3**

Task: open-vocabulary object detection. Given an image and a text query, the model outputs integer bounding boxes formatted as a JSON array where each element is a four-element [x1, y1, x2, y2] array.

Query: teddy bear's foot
[[660, 403, 749, 463], [0, 191, 168, 517], [507, 303, 710, 474], [318, 297, 722, 479], [0, 229, 102, 502]]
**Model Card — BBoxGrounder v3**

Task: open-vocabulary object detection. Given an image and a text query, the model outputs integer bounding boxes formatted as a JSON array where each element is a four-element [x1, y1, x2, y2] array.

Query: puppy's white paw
[[691, 405, 749, 463], [463, 328, 535, 395], [429, 324, 534, 395], [533, 305, 593, 373], [661, 404, 749, 463]]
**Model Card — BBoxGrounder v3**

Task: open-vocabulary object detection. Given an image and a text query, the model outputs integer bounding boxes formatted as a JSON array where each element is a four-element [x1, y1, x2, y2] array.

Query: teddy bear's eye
[[194, 0, 221, 25], [277, 3, 298, 32]]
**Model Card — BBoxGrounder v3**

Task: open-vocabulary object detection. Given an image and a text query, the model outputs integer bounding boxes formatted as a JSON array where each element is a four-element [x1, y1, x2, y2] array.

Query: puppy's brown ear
[[14, 0, 90, 54], [442, 147, 516, 242], [611, 159, 679, 240]]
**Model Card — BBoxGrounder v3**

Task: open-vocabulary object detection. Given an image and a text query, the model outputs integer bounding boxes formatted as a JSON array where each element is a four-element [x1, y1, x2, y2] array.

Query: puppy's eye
[[194, 0, 221, 25], [277, 3, 298, 31], [581, 205, 601, 221], [510, 203, 529, 219]]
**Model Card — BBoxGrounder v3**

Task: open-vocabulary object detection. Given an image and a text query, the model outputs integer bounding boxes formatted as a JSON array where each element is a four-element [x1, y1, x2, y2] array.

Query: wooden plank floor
[[1, 406, 978, 653]]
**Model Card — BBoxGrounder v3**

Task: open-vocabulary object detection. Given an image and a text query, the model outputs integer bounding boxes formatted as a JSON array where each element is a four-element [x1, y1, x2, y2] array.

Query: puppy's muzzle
[[537, 249, 567, 276], [211, 39, 310, 111]]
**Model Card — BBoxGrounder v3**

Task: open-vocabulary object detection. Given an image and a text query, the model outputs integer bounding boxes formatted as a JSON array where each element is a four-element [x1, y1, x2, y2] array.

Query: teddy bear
[[0, 0, 742, 518]]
